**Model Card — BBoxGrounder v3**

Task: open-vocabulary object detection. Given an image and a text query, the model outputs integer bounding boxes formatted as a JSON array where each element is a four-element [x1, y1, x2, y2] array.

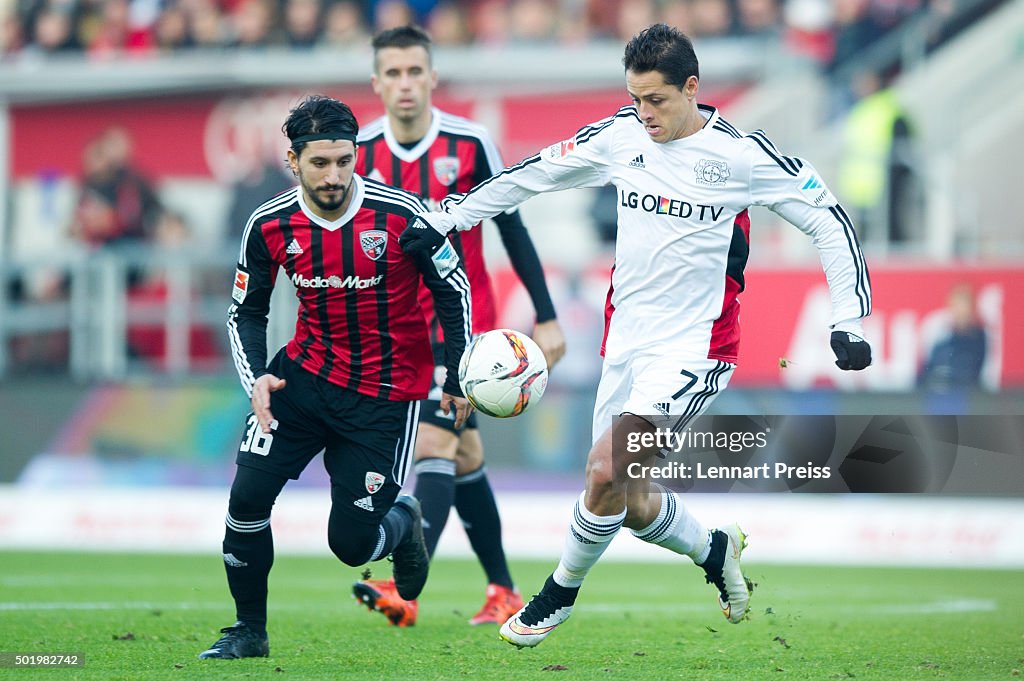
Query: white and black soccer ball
[[458, 329, 548, 418]]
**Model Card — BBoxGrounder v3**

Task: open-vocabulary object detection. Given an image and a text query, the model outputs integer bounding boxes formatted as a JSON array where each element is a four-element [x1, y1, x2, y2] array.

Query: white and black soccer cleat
[[701, 523, 752, 623], [499, 575, 578, 648]]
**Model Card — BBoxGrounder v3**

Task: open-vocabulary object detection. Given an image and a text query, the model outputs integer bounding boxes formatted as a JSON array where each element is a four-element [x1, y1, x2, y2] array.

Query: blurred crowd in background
[[0, 0, 973, 74], [0, 0, 1016, 390]]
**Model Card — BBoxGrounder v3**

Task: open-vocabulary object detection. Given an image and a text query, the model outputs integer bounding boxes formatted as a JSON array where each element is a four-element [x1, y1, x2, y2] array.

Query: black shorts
[[421, 342, 478, 434], [235, 349, 418, 523]]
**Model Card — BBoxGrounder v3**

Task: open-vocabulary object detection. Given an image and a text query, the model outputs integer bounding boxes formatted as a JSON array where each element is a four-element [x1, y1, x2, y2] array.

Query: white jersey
[[435, 104, 871, 364]]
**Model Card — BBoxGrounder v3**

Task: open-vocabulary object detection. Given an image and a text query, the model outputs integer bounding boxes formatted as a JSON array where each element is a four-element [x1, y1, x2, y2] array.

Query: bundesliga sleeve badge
[[232, 269, 250, 303], [796, 168, 836, 207], [543, 138, 576, 162], [430, 239, 460, 278]]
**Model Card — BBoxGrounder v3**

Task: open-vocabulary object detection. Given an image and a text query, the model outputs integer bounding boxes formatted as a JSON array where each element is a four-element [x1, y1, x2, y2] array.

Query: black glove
[[830, 331, 872, 370], [399, 216, 446, 256]]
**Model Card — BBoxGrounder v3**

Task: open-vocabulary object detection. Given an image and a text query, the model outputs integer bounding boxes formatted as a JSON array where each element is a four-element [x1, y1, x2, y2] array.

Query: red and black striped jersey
[[227, 176, 472, 402], [357, 108, 555, 342]]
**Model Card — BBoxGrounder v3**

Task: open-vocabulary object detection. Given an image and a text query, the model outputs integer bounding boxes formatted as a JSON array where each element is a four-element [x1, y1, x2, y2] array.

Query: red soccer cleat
[[469, 583, 524, 626], [353, 578, 418, 627]]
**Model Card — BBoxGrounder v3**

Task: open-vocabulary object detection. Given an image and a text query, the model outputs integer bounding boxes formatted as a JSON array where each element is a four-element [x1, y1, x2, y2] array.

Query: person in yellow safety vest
[[838, 70, 918, 244]]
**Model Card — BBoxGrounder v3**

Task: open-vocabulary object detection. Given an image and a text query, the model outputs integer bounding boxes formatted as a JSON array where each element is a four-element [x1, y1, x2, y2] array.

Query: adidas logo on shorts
[[354, 496, 374, 511]]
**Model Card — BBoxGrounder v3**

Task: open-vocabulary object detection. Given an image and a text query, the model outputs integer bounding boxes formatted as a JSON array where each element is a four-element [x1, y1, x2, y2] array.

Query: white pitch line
[[0, 602, 217, 611], [0, 598, 998, 615], [0, 601, 329, 612], [844, 598, 998, 615], [570, 599, 999, 616]]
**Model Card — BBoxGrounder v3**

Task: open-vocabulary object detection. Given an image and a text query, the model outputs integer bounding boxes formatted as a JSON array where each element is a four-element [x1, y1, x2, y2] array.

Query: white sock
[[552, 491, 625, 588], [629, 485, 712, 564]]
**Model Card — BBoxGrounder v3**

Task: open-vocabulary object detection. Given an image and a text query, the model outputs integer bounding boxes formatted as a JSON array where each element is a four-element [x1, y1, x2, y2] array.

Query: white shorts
[[591, 354, 736, 443]]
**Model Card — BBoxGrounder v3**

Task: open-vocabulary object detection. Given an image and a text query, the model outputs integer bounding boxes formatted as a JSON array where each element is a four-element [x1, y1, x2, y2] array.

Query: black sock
[[223, 516, 274, 635], [520, 574, 579, 625], [374, 501, 414, 560], [222, 465, 287, 636], [700, 530, 727, 573], [542, 574, 579, 606], [412, 458, 456, 558], [454, 466, 513, 589]]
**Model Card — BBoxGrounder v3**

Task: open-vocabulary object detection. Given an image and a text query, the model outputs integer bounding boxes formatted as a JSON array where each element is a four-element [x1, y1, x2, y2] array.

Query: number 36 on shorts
[[239, 414, 277, 456]]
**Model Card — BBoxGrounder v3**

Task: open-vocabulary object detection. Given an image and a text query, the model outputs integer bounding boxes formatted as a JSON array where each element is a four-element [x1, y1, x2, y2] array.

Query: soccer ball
[[458, 329, 548, 418]]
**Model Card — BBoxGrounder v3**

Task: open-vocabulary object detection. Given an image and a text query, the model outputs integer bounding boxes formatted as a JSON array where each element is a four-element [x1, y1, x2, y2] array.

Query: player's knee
[[228, 467, 285, 517], [585, 457, 617, 495], [329, 539, 373, 567], [454, 446, 483, 476], [227, 492, 274, 518], [585, 441, 618, 489], [414, 423, 459, 460], [623, 492, 657, 529], [327, 521, 378, 567]]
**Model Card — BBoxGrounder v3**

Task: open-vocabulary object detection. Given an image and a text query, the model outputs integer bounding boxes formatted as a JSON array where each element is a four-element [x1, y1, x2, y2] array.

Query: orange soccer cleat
[[468, 583, 524, 626], [352, 577, 418, 627]]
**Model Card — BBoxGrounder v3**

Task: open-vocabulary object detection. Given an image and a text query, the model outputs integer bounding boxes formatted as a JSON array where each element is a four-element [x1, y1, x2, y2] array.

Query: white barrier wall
[[1, 485, 1022, 568]]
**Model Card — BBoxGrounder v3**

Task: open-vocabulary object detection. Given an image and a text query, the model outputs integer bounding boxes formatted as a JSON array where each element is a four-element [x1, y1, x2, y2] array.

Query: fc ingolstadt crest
[[365, 471, 385, 494], [433, 156, 460, 186], [360, 230, 387, 261]]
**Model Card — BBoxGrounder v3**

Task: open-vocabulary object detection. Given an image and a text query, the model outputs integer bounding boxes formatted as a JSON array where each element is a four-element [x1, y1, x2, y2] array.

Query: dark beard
[[307, 182, 351, 213]]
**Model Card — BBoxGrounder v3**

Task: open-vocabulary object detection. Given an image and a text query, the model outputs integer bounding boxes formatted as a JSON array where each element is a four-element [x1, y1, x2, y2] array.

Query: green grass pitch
[[1, 550, 1021, 680]]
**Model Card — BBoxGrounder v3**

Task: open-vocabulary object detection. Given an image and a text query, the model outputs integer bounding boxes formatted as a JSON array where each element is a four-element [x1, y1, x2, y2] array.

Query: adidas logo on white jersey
[[653, 402, 670, 416], [629, 154, 645, 168], [353, 496, 374, 511], [286, 239, 303, 255]]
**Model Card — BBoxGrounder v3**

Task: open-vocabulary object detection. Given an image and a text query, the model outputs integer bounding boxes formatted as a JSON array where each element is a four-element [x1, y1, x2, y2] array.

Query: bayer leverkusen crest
[[359, 230, 387, 261], [365, 471, 385, 494], [433, 156, 460, 186]]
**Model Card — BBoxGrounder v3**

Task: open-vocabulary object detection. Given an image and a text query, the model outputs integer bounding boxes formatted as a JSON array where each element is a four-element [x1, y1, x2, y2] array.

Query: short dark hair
[[622, 23, 699, 89], [371, 25, 432, 70], [282, 95, 359, 156]]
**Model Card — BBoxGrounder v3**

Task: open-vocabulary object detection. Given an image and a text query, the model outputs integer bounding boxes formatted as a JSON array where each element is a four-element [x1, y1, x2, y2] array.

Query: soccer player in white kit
[[400, 23, 873, 647]]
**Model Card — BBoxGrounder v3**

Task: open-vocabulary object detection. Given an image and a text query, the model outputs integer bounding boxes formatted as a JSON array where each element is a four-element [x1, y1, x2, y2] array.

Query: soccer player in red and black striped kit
[[351, 25, 567, 628], [199, 95, 473, 659]]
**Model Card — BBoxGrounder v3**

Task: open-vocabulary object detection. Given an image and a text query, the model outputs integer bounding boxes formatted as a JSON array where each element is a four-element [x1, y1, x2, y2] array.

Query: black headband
[[290, 132, 357, 146]]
